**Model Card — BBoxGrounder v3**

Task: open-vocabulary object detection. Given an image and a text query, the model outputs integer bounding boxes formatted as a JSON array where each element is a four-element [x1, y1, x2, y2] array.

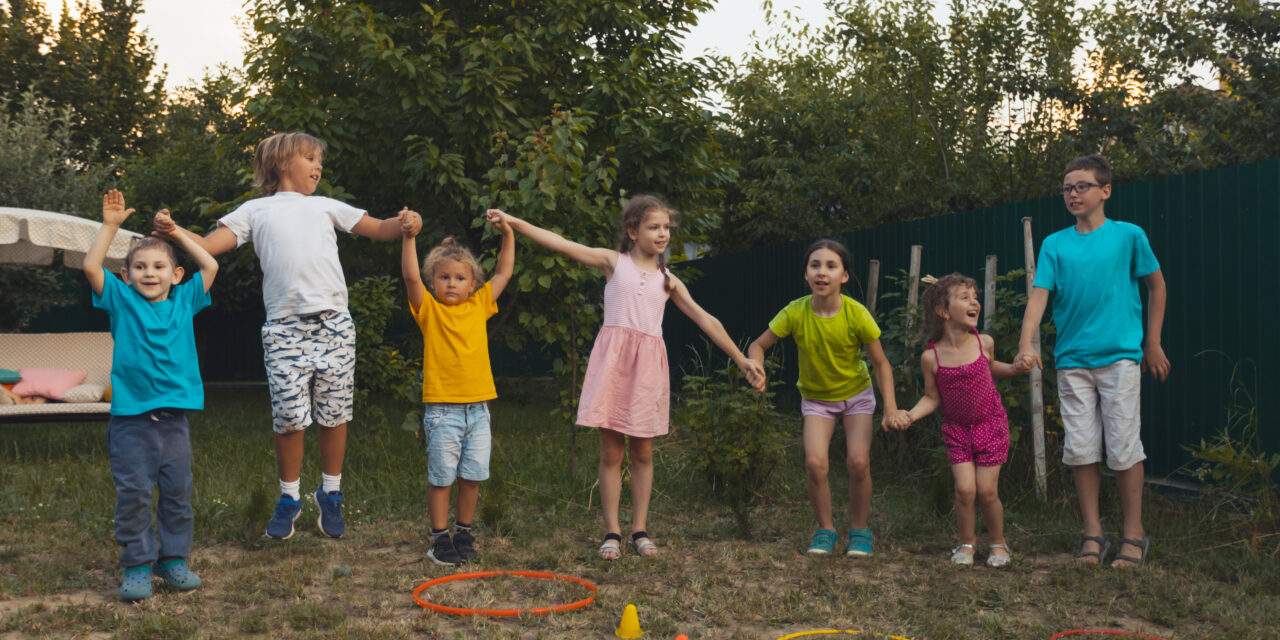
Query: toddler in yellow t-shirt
[[401, 211, 514, 566]]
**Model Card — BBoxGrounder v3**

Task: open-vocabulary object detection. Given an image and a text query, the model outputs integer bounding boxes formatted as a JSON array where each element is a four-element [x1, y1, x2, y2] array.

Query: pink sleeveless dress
[[929, 329, 1009, 466], [576, 252, 671, 437]]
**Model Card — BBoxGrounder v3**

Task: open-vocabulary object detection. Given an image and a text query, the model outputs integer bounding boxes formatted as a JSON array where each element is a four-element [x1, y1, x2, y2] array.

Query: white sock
[[280, 478, 300, 501], [322, 473, 341, 493]]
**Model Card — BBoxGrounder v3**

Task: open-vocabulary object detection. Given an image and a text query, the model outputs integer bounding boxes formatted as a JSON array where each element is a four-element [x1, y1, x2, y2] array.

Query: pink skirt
[[576, 326, 669, 437]]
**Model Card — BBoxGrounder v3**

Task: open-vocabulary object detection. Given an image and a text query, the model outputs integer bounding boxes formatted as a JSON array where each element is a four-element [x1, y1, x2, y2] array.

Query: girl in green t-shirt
[[749, 239, 907, 557]]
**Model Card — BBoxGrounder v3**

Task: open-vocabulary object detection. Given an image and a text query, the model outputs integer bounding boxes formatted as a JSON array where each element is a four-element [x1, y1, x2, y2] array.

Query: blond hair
[[253, 132, 327, 196], [124, 237, 178, 271], [422, 236, 486, 293]]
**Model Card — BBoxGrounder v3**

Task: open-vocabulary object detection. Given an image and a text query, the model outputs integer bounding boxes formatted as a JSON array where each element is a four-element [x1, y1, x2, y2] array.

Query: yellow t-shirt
[[768, 295, 881, 401], [411, 281, 498, 403]]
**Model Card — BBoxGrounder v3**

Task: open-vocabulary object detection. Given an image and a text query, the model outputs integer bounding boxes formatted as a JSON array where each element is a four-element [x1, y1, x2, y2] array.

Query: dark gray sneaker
[[427, 534, 463, 566], [452, 529, 478, 562]]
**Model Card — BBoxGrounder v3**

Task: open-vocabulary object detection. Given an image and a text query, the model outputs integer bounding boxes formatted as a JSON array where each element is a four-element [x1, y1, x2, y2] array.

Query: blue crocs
[[806, 529, 838, 555], [314, 486, 345, 538], [120, 564, 152, 601], [266, 493, 302, 539], [156, 558, 201, 590], [846, 527, 875, 557]]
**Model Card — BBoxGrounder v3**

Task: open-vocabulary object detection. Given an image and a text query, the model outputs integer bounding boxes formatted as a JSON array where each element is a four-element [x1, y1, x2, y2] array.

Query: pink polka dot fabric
[[930, 330, 1009, 466]]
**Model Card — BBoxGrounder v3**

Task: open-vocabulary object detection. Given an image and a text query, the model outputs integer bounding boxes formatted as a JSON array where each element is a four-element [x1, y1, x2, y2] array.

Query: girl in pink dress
[[490, 196, 765, 559], [894, 274, 1030, 567]]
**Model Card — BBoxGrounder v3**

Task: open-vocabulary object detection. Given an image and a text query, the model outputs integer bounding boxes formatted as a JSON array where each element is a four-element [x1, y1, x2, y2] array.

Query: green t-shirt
[[768, 295, 881, 401]]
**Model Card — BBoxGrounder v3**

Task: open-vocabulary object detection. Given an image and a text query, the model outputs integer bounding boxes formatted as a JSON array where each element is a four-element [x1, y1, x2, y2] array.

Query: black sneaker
[[427, 534, 463, 566], [452, 529, 478, 562]]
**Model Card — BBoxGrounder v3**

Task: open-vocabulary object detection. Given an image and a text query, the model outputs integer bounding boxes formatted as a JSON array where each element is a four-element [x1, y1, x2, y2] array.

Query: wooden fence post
[[907, 245, 922, 308], [1021, 218, 1047, 500], [867, 259, 880, 314], [984, 254, 997, 331]]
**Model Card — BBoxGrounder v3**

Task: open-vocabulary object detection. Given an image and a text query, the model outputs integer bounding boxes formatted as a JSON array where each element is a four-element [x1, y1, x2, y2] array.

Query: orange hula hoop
[[412, 570, 597, 617], [1050, 631, 1169, 640]]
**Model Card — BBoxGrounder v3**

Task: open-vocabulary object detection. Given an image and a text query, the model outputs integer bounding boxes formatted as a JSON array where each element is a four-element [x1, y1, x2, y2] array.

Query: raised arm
[[1015, 286, 1051, 371], [350, 207, 422, 242], [485, 209, 516, 298], [155, 209, 219, 293], [153, 209, 239, 257], [1141, 269, 1170, 382], [486, 209, 615, 273], [400, 220, 424, 311], [669, 276, 765, 391], [903, 350, 941, 428], [84, 190, 133, 295], [867, 339, 907, 431]]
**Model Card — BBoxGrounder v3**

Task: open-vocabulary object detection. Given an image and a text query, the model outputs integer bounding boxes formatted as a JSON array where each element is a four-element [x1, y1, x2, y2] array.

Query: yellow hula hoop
[[776, 630, 914, 640]]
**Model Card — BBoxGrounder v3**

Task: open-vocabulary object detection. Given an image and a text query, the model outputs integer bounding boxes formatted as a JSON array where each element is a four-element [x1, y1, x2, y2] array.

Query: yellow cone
[[614, 604, 643, 638]]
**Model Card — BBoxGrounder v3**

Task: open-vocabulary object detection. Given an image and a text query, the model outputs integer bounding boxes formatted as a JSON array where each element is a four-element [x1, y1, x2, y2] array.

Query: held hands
[[1011, 356, 1034, 375], [881, 409, 912, 431], [101, 190, 134, 226], [737, 359, 767, 393], [485, 208, 515, 232], [398, 207, 422, 238], [1142, 340, 1171, 382], [1013, 350, 1042, 373], [152, 208, 176, 238]]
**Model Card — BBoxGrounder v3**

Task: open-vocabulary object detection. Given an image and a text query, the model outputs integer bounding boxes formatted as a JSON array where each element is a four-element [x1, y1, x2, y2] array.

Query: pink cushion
[[12, 368, 88, 400]]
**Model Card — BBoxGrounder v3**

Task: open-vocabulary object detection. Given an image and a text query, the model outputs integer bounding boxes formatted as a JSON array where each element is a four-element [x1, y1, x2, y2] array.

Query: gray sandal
[[1111, 536, 1149, 568], [1074, 534, 1111, 564]]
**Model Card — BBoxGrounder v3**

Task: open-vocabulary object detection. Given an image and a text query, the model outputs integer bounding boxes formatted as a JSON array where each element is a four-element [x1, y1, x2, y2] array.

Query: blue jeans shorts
[[424, 402, 491, 486]]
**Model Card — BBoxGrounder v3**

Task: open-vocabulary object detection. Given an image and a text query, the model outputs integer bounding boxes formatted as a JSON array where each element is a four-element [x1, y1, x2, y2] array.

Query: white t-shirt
[[219, 192, 366, 320]]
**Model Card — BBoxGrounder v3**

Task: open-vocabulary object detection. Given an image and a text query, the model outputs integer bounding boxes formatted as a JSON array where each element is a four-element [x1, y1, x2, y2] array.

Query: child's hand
[[152, 209, 176, 237], [1012, 357, 1034, 374], [1142, 341, 1170, 382], [399, 207, 422, 238], [882, 409, 911, 431], [485, 209, 513, 232], [102, 190, 134, 226], [1014, 350, 1041, 372], [739, 359, 766, 392]]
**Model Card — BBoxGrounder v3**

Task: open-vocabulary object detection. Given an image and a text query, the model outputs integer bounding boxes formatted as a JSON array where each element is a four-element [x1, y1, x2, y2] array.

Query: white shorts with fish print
[[261, 311, 356, 433]]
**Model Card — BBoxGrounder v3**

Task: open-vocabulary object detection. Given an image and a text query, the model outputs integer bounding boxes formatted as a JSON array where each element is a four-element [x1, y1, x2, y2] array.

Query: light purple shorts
[[801, 386, 877, 419]]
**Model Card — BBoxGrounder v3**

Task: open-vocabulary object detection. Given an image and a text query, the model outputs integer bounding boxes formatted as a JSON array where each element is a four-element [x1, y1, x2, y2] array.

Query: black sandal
[[1074, 534, 1111, 564]]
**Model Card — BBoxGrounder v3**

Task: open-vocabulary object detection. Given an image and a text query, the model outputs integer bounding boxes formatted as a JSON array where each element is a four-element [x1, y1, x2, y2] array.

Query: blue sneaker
[[314, 486, 345, 538], [120, 564, 152, 601], [806, 529, 838, 555], [266, 494, 301, 539], [156, 558, 201, 590], [846, 527, 875, 557]]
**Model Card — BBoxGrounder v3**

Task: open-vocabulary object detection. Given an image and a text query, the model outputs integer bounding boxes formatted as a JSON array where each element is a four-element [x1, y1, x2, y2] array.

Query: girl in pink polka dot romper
[[488, 196, 765, 560], [894, 274, 1031, 567]]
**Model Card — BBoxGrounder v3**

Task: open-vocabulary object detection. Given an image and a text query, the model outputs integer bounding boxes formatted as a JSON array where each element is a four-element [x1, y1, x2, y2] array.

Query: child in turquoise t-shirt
[[84, 190, 218, 601], [749, 239, 906, 557]]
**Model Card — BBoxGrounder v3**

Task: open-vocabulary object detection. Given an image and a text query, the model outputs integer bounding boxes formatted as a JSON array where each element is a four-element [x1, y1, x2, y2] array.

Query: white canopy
[[0, 207, 143, 273]]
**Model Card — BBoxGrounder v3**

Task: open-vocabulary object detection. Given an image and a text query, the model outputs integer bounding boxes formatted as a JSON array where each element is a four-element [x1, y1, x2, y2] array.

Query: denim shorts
[[423, 402, 491, 486]]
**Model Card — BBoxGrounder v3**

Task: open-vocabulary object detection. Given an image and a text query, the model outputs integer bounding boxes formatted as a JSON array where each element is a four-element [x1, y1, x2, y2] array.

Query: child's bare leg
[[952, 462, 978, 546], [319, 423, 347, 475], [842, 414, 874, 529], [598, 429, 627, 535], [802, 415, 837, 530], [1112, 462, 1146, 567], [428, 484, 452, 531], [274, 431, 305, 483], [627, 437, 654, 534], [1072, 463, 1104, 563], [456, 479, 480, 525], [975, 464, 1005, 546]]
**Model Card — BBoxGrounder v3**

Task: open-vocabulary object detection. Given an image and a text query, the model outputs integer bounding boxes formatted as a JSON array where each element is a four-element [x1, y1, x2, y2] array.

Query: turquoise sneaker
[[806, 529, 838, 555], [119, 564, 152, 601], [846, 527, 874, 557], [156, 558, 201, 590]]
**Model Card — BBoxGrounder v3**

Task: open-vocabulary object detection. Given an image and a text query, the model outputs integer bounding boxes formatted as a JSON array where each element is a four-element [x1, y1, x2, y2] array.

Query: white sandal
[[598, 533, 622, 561], [630, 531, 659, 557], [950, 543, 976, 565], [987, 543, 1012, 568]]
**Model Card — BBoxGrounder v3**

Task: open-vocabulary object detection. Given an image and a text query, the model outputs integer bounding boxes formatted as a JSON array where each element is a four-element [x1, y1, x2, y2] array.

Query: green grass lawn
[[1, 384, 1277, 639]]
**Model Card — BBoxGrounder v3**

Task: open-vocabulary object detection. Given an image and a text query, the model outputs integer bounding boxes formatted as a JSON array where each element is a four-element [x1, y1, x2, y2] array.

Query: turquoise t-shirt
[[92, 272, 211, 415], [1033, 219, 1160, 369], [768, 295, 881, 401]]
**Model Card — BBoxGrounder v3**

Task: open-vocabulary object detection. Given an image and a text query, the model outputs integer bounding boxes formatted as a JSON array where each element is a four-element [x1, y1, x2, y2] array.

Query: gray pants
[[107, 410, 193, 568]]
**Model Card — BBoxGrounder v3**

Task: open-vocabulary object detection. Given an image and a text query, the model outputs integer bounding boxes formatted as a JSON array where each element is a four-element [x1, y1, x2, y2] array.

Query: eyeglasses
[[1060, 182, 1101, 195]]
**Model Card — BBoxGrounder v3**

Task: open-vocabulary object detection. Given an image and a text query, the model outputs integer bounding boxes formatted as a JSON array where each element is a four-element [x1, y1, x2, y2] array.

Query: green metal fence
[[666, 157, 1280, 480]]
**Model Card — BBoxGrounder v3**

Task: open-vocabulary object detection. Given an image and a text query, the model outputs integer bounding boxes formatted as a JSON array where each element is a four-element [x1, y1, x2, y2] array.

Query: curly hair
[[618, 194, 679, 292], [918, 273, 978, 344], [421, 236, 486, 294], [253, 132, 327, 196]]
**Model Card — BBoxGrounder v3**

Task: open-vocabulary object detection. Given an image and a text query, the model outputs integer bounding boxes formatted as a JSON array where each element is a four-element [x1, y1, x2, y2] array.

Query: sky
[[35, 0, 837, 90]]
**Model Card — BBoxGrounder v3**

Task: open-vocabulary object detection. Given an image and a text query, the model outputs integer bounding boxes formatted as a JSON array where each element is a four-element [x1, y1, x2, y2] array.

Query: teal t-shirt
[[92, 272, 211, 415], [768, 295, 881, 401], [1033, 219, 1160, 369]]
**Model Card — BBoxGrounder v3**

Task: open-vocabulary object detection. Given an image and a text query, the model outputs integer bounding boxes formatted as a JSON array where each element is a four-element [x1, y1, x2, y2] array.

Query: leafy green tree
[[0, 0, 51, 99]]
